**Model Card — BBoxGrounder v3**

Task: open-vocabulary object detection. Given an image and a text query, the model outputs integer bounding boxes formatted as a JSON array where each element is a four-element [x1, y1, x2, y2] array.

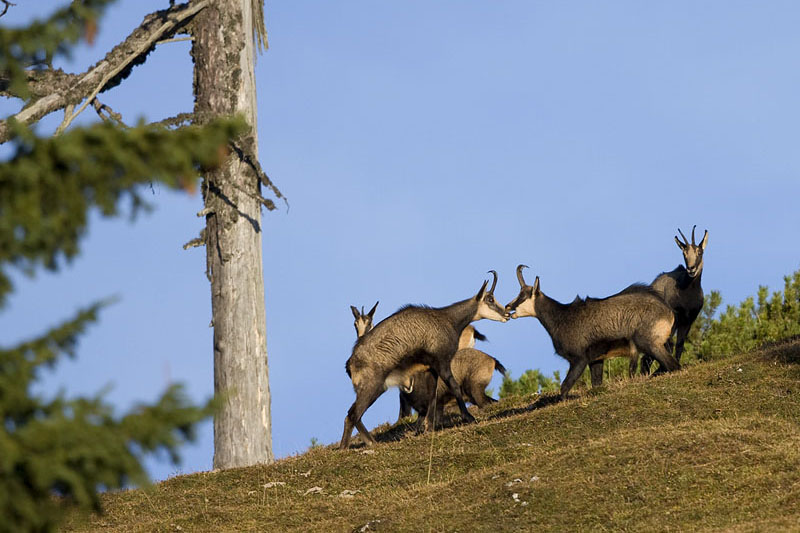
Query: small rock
[[511, 493, 528, 505], [359, 449, 376, 455], [530, 476, 540, 482], [359, 519, 382, 532], [339, 489, 360, 498], [505, 478, 523, 487], [299, 469, 311, 477], [304, 486, 324, 495], [263, 481, 286, 489]]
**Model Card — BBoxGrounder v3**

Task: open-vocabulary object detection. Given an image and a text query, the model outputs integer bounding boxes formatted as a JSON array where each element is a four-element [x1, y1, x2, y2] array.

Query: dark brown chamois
[[397, 325, 507, 423], [341, 273, 509, 449], [505, 265, 680, 399], [350, 308, 506, 422], [639, 225, 708, 374]]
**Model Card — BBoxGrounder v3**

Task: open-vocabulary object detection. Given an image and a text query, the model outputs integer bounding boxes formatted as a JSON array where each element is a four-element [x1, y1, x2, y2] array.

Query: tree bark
[[192, 0, 273, 468]]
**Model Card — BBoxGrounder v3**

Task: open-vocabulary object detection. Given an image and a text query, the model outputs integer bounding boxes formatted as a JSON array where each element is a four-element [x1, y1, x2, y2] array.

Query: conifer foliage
[[0, 1, 246, 530]]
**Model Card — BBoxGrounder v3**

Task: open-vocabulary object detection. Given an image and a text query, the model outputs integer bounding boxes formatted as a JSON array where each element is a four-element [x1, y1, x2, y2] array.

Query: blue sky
[[2, 1, 800, 481]]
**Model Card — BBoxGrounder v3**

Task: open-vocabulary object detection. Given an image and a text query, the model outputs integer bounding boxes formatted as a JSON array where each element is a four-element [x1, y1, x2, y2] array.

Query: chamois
[[505, 265, 680, 399], [640, 226, 708, 374], [350, 311, 506, 422], [397, 325, 507, 423], [341, 272, 509, 449]]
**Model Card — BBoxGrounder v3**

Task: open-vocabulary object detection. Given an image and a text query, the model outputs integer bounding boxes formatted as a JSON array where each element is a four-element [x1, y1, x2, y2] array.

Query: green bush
[[499, 369, 560, 398], [692, 270, 800, 360]]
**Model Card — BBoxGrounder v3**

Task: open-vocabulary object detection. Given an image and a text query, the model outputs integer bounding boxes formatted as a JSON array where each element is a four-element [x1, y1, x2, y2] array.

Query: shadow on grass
[[369, 392, 571, 445], [487, 392, 564, 420]]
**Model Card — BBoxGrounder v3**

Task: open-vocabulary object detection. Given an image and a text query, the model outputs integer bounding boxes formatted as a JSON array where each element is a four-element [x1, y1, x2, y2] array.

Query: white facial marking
[[476, 299, 508, 322], [513, 297, 536, 318]]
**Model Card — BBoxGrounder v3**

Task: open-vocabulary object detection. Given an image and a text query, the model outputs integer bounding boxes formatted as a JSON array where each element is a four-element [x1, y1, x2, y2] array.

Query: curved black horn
[[487, 270, 498, 293], [516, 264, 529, 287], [677, 227, 689, 245], [691, 224, 697, 245]]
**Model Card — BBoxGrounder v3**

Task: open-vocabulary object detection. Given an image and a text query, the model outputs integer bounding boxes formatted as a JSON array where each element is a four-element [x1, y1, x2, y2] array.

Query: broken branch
[[1, 0, 210, 143]]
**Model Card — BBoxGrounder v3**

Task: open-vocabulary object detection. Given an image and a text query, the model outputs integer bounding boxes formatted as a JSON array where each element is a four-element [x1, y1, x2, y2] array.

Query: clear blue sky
[[2, 1, 799, 481]]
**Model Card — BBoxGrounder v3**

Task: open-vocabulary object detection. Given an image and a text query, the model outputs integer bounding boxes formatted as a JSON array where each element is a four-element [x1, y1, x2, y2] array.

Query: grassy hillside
[[66, 339, 800, 532]]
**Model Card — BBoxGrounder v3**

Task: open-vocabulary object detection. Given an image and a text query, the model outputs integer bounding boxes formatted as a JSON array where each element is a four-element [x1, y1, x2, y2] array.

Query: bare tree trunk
[[192, 0, 273, 468]]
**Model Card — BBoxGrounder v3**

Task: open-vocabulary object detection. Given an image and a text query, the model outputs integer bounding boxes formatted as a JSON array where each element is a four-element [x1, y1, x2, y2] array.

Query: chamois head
[[674, 225, 708, 278], [350, 301, 379, 337], [505, 264, 540, 318], [473, 270, 510, 322]]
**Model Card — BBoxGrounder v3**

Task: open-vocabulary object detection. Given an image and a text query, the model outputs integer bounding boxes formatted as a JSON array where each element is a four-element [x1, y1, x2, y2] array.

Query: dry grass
[[65, 338, 800, 532]]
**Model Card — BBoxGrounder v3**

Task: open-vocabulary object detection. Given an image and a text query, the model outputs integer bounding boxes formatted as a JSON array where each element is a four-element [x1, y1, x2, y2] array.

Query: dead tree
[[0, 1, 283, 469]]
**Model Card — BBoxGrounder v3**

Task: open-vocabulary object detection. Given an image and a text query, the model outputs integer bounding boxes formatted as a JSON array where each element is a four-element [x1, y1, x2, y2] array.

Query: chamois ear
[[367, 301, 379, 318], [350, 305, 360, 320], [674, 236, 686, 250], [699, 230, 709, 251], [475, 279, 489, 301], [533, 276, 540, 295]]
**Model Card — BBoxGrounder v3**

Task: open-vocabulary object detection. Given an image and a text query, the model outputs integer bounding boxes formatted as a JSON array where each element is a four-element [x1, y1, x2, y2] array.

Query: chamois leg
[[628, 356, 639, 378], [466, 382, 490, 407], [434, 379, 447, 426], [589, 360, 604, 387], [673, 323, 691, 363], [637, 336, 680, 374], [397, 391, 413, 422], [560, 358, 589, 399], [339, 386, 383, 449], [420, 371, 442, 432], [640, 353, 654, 376], [436, 359, 476, 424]]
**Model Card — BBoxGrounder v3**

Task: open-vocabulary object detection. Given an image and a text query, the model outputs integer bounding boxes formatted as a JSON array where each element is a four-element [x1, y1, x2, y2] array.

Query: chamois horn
[[516, 264, 529, 287]]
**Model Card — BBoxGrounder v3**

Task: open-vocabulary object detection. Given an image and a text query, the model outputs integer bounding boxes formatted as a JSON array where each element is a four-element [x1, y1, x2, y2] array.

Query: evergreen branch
[[0, 116, 246, 306], [0, 300, 108, 369], [0, 1, 210, 143]]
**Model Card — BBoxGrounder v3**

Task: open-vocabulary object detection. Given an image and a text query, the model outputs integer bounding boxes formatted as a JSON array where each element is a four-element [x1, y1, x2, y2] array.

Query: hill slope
[[66, 339, 800, 532]]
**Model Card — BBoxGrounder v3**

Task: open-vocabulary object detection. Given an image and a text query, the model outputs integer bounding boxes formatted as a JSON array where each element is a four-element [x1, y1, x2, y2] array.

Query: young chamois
[[639, 226, 708, 374], [341, 272, 509, 449], [505, 265, 680, 399], [396, 325, 507, 423]]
